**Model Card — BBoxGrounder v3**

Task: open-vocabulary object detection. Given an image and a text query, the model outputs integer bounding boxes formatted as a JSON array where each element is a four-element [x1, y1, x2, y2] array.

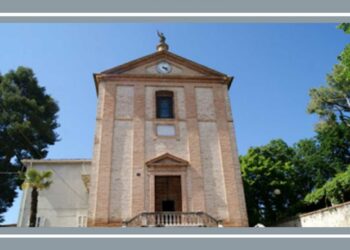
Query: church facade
[[18, 35, 248, 227]]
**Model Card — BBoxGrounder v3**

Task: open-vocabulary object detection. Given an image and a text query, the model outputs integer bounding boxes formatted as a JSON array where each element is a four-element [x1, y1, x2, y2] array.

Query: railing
[[124, 212, 220, 227]]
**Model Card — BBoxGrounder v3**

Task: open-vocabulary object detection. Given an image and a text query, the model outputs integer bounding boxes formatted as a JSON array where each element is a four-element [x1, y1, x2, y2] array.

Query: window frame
[[155, 90, 175, 119]]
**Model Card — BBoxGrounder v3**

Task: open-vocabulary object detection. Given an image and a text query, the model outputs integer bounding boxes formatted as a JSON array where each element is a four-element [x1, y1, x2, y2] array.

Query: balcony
[[124, 212, 221, 227]]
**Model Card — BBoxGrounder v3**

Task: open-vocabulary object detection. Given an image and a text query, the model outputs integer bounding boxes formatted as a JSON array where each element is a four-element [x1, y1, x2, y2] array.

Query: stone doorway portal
[[155, 176, 182, 212]]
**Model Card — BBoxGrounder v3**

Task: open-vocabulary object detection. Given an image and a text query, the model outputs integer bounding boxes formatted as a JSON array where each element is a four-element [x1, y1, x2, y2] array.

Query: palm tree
[[19, 169, 53, 227]]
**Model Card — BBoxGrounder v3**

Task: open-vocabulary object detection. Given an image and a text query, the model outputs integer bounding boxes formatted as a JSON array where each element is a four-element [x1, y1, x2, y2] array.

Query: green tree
[[303, 25, 350, 210], [240, 139, 299, 226], [298, 119, 350, 209], [291, 132, 350, 213], [292, 124, 350, 192], [293, 138, 327, 191], [338, 23, 350, 34], [0, 67, 59, 223], [241, 25, 350, 225], [316, 118, 350, 173], [304, 166, 350, 207], [308, 45, 350, 127], [19, 169, 53, 227], [240, 137, 345, 226]]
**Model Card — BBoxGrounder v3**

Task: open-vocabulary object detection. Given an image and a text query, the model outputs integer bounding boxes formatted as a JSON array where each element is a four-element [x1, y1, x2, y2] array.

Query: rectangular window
[[156, 91, 174, 119]]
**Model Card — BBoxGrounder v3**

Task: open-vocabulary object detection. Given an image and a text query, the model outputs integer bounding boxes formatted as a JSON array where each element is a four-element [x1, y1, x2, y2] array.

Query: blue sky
[[0, 23, 349, 224]]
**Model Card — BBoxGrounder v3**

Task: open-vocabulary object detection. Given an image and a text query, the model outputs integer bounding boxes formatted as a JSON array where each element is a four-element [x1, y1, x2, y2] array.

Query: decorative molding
[[100, 50, 226, 77], [93, 50, 234, 94], [145, 153, 189, 167]]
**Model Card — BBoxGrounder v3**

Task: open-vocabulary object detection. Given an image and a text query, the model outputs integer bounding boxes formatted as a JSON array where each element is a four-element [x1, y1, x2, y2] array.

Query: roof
[[21, 159, 91, 165], [101, 50, 227, 76], [93, 50, 234, 94]]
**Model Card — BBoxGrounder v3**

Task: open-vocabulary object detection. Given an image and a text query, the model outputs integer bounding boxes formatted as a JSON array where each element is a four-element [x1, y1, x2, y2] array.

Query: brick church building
[[18, 33, 248, 227]]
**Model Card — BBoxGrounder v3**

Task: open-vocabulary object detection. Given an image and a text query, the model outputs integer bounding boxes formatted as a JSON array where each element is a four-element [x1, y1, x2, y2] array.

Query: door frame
[[155, 175, 182, 212], [146, 166, 188, 213]]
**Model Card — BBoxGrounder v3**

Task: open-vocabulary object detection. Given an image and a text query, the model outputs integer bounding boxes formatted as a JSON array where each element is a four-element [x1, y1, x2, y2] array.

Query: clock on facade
[[157, 61, 172, 74]]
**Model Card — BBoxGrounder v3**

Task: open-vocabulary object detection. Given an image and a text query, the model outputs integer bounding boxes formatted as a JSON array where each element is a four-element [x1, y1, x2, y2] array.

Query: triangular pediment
[[146, 153, 189, 167], [100, 50, 226, 77]]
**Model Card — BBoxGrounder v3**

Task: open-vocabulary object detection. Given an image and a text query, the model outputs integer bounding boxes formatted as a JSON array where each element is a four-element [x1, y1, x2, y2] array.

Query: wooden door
[[155, 176, 182, 212]]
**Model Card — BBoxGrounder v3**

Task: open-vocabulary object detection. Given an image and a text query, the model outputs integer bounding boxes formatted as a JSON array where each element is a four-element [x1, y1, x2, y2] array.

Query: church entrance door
[[155, 176, 182, 212]]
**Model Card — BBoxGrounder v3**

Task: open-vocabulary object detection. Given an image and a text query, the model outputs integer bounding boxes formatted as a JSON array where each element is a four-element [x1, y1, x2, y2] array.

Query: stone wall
[[276, 201, 350, 227]]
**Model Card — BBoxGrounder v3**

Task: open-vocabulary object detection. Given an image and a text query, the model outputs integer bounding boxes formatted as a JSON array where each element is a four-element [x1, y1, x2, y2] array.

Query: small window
[[156, 91, 174, 119]]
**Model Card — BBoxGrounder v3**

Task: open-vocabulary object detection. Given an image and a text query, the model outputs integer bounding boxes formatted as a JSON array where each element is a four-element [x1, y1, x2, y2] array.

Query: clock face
[[157, 61, 172, 74]]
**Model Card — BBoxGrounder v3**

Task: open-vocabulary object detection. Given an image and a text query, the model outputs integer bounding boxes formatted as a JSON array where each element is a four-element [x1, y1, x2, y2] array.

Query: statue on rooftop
[[156, 31, 169, 51], [157, 31, 166, 43]]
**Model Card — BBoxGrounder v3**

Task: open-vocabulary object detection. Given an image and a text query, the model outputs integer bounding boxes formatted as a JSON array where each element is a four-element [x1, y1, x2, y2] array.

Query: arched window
[[156, 91, 174, 119]]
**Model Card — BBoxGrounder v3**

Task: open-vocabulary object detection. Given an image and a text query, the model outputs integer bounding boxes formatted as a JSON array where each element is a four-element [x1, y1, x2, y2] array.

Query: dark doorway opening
[[162, 200, 175, 211]]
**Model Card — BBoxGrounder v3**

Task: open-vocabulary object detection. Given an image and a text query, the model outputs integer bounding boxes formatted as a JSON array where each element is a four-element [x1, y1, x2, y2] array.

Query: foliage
[[304, 166, 350, 206], [19, 168, 53, 191], [241, 26, 350, 225], [19, 168, 53, 227], [308, 44, 350, 126], [293, 119, 350, 187], [0, 173, 18, 223], [0, 67, 59, 223], [240, 139, 300, 226], [241, 126, 350, 225], [293, 139, 323, 190], [338, 23, 350, 34], [316, 118, 350, 173], [293, 138, 331, 189]]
